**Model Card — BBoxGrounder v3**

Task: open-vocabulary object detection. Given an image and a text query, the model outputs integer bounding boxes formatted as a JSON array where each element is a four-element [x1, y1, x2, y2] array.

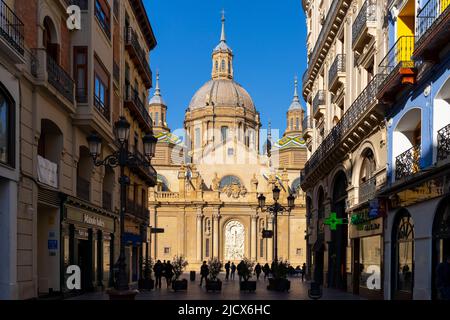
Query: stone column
[[267, 215, 274, 262], [251, 214, 258, 260], [196, 207, 203, 263], [213, 209, 220, 258]]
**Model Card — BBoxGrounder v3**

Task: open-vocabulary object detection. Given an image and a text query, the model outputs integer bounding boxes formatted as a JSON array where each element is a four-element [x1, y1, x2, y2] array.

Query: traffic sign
[[262, 229, 273, 238], [150, 228, 165, 234]]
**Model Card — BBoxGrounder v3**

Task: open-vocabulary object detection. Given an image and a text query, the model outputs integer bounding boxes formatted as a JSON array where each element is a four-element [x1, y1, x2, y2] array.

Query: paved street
[[68, 274, 363, 300]]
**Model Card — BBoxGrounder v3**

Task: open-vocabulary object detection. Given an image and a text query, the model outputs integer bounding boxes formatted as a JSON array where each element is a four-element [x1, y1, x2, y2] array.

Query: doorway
[[432, 196, 450, 299]]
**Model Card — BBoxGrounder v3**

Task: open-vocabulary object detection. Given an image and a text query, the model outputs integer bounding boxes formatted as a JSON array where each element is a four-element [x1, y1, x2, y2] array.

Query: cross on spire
[[220, 9, 226, 42]]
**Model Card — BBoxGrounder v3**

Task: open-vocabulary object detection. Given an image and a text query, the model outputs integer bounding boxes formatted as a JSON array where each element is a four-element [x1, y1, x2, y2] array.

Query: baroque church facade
[[148, 15, 308, 270]]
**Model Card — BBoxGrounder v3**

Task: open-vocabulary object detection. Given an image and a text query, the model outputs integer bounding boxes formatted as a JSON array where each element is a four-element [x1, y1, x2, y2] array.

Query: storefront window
[[394, 212, 414, 297], [359, 236, 381, 289]]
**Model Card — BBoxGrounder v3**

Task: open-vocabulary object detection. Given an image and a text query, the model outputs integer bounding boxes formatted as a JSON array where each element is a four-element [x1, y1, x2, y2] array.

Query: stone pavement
[[68, 274, 364, 300]]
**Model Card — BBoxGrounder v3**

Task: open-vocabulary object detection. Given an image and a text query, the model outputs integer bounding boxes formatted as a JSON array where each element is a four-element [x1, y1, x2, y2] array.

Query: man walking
[[225, 261, 231, 281], [436, 256, 450, 300], [165, 260, 174, 288], [255, 263, 262, 280], [153, 260, 163, 289], [200, 261, 209, 286], [230, 262, 236, 280], [301, 263, 307, 282]]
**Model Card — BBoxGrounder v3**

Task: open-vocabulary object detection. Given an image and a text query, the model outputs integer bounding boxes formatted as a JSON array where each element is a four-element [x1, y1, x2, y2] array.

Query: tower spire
[[293, 76, 299, 102], [220, 9, 226, 42], [155, 71, 161, 96]]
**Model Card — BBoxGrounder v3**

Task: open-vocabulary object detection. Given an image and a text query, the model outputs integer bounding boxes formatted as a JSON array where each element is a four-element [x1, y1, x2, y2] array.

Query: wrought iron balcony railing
[[352, 0, 377, 46], [47, 55, 75, 103], [359, 176, 377, 204], [0, 0, 24, 55], [76, 87, 87, 104], [328, 54, 346, 88], [126, 198, 149, 220], [437, 123, 450, 161], [395, 145, 421, 180], [416, 0, 450, 42], [77, 177, 90, 202], [313, 90, 326, 116], [94, 94, 110, 121], [379, 36, 415, 78], [125, 27, 152, 87], [303, 74, 385, 179], [124, 83, 153, 131]]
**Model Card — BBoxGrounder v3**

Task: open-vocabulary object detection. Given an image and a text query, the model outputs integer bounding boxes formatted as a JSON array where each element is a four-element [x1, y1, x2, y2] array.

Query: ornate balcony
[[358, 174, 386, 205], [124, 83, 153, 134], [414, 0, 450, 61], [302, 0, 352, 100], [352, 0, 377, 52], [395, 145, 421, 181], [125, 27, 152, 88], [126, 198, 150, 221], [312, 91, 326, 120], [302, 75, 385, 189], [94, 94, 110, 121], [47, 55, 75, 103], [437, 123, 450, 161], [0, 0, 24, 61], [328, 54, 346, 93], [129, 149, 157, 186], [302, 115, 313, 139], [377, 36, 416, 104]]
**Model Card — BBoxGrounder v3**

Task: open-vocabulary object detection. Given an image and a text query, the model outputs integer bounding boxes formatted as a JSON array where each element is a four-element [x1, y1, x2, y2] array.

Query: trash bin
[[190, 271, 196, 281]]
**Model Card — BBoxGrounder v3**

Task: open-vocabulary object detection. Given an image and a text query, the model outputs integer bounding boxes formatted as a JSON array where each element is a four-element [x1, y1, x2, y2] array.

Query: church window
[[219, 175, 242, 189], [221, 126, 228, 143], [215, 60, 218, 72], [296, 118, 299, 130], [260, 239, 264, 258], [205, 239, 210, 257], [296, 248, 303, 256], [155, 112, 159, 126], [290, 118, 293, 131], [228, 60, 231, 74], [164, 247, 171, 255], [195, 128, 201, 148], [221, 59, 225, 71]]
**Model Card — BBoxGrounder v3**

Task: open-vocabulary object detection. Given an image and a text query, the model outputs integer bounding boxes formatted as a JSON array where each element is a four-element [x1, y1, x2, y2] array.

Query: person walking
[[263, 263, 270, 281], [200, 261, 209, 286], [153, 260, 163, 289], [255, 263, 262, 280], [230, 262, 236, 280], [436, 256, 450, 300], [301, 263, 307, 282], [165, 260, 174, 288], [225, 261, 231, 281], [237, 260, 245, 282]]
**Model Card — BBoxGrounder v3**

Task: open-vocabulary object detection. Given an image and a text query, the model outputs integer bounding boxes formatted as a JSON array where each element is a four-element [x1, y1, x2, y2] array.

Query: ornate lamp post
[[258, 186, 295, 263], [87, 116, 157, 299]]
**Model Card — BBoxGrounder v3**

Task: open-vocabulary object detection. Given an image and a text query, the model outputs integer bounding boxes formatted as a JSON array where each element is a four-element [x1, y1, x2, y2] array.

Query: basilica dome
[[188, 79, 255, 111]]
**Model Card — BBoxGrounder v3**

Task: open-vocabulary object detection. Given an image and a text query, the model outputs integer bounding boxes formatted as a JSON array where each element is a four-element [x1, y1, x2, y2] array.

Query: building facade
[[148, 15, 308, 271], [379, 0, 450, 300], [0, 0, 157, 299], [301, 0, 389, 299]]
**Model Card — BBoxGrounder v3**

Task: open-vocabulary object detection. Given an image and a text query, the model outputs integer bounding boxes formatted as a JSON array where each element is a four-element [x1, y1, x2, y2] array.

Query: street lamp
[[258, 186, 295, 263], [87, 116, 157, 299]]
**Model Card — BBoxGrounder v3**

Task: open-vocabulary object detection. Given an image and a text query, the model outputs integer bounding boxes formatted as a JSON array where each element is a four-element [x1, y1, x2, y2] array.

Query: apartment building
[[0, 0, 157, 299]]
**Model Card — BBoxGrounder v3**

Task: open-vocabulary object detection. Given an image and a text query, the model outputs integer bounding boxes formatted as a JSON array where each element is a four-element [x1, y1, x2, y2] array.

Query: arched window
[[221, 59, 225, 71], [291, 177, 301, 195], [392, 210, 414, 300], [228, 60, 231, 73], [219, 175, 241, 189], [296, 118, 299, 130], [360, 148, 376, 183], [215, 60, 218, 72], [0, 85, 14, 167], [157, 174, 170, 192], [290, 118, 293, 131]]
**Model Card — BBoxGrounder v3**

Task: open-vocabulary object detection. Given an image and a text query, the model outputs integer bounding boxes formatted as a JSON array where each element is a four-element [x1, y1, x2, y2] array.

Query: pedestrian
[[153, 260, 163, 289], [225, 261, 231, 281], [301, 263, 307, 282], [230, 262, 236, 280], [263, 263, 270, 281], [165, 260, 174, 288], [200, 261, 209, 286], [436, 256, 450, 300], [255, 263, 262, 280], [237, 260, 245, 282]]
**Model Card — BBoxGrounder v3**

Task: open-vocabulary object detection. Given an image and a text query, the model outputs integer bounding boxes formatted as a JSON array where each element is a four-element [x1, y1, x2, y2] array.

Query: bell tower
[[211, 11, 234, 80]]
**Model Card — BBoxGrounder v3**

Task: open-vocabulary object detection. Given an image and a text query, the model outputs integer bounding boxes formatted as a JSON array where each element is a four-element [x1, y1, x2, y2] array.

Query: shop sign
[[83, 214, 105, 228], [390, 177, 446, 209], [350, 209, 383, 238], [66, 206, 114, 232]]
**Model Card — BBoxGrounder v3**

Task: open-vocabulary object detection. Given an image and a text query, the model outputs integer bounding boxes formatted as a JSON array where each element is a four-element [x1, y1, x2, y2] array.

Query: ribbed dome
[[188, 79, 255, 111]]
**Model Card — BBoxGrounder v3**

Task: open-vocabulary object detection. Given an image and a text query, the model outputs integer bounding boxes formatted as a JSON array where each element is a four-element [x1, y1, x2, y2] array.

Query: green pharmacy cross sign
[[324, 212, 348, 231]]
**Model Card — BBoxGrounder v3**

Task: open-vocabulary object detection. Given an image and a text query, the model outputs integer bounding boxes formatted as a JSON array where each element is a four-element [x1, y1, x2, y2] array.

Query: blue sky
[[144, 0, 307, 133]]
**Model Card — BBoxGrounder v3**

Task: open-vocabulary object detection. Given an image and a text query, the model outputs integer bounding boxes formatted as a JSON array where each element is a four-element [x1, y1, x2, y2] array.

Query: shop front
[[124, 218, 148, 285], [349, 201, 384, 299], [62, 196, 117, 294]]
